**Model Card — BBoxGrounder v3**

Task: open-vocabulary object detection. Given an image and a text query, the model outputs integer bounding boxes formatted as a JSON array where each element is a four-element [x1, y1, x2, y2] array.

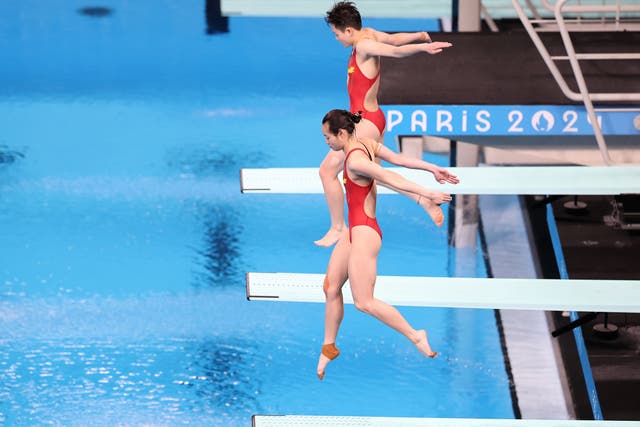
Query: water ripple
[[0, 338, 257, 426]]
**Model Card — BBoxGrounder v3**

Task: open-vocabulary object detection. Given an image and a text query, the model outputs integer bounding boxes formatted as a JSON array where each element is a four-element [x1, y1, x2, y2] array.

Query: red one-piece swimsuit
[[343, 146, 383, 242], [347, 48, 386, 135]]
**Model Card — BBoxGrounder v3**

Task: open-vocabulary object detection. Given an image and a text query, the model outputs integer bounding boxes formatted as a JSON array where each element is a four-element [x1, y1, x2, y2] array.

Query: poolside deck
[[479, 194, 571, 419], [518, 193, 640, 421], [478, 191, 640, 421], [549, 195, 640, 420]]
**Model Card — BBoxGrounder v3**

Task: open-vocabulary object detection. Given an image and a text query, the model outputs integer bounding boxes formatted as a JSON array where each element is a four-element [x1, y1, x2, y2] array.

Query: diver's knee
[[319, 161, 337, 182], [323, 276, 343, 299], [353, 298, 374, 314], [323, 276, 330, 295]]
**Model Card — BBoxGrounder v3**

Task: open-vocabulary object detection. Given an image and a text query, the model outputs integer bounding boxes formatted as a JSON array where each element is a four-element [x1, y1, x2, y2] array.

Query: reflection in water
[[196, 205, 243, 288], [77, 6, 114, 17], [0, 146, 24, 165], [167, 145, 265, 177], [183, 339, 261, 416], [205, 0, 229, 35]]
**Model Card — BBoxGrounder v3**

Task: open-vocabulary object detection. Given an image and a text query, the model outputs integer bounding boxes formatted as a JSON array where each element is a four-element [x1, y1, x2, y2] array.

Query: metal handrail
[[537, 0, 640, 31], [541, 0, 640, 14], [512, 0, 585, 102], [524, 0, 544, 20], [512, 0, 640, 165], [551, 53, 640, 60], [480, 2, 500, 32], [555, 0, 612, 164]]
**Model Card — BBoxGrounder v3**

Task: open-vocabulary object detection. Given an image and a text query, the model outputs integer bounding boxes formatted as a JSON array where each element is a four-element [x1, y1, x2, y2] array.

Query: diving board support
[[246, 272, 640, 313], [552, 312, 599, 337], [240, 166, 640, 195], [252, 415, 640, 427]]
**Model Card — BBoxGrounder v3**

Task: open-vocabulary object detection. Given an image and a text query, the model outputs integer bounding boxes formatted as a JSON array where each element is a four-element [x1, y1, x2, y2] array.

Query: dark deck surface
[[379, 30, 640, 105], [551, 195, 640, 420]]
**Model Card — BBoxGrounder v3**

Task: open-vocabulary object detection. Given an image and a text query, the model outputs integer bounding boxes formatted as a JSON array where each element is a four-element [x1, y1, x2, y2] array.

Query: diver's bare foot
[[314, 227, 345, 247], [418, 198, 444, 227], [316, 343, 340, 380], [413, 330, 437, 359]]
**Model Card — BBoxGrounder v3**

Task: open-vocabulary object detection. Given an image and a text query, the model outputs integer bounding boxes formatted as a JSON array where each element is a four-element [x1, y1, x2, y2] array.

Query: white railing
[[512, 0, 640, 165]]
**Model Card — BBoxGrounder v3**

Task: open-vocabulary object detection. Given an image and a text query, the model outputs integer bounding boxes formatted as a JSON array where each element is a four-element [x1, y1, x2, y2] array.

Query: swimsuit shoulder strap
[[358, 141, 373, 160], [345, 147, 369, 162]]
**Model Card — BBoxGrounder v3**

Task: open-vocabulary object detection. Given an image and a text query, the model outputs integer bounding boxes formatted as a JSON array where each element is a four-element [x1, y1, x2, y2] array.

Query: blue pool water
[[1, 1, 514, 425]]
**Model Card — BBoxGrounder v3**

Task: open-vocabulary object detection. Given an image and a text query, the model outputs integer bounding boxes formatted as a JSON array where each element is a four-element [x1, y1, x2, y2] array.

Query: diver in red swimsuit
[[343, 143, 382, 241], [347, 48, 385, 135], [316, 1, 454, 247], [316, 109, 452, 380]]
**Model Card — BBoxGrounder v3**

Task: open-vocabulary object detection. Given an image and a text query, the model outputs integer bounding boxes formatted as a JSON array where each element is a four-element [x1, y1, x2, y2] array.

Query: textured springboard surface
[[240, 166, 640, 195], [246, 272, 640, 312]]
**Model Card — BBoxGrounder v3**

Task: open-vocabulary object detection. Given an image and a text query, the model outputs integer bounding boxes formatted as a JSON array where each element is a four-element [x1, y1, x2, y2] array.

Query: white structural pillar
[[450, 0, 481, 278], [449, 141, 480, 277], [454, 0, 482, 31], [451, 141, 480, 248]]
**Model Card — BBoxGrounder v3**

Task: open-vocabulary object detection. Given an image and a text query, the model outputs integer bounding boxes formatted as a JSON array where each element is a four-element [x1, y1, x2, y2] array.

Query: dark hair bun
[[352, 111, 362, 124]]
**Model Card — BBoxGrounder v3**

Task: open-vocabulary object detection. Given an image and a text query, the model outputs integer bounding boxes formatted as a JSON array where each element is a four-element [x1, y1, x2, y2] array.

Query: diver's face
[[330, 24, 353, 47], [322, 123, 344, 151]]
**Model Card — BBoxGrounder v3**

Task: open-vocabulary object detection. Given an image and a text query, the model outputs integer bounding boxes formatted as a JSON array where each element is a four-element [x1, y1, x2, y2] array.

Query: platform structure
[[378, 30, 640, 164], [378, 3, 640, 165], [510, 0, 640, 164]]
